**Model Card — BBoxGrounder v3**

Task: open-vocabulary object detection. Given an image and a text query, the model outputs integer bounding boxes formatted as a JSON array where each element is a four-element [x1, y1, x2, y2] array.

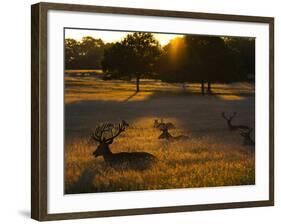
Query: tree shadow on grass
[[64, 91, 254, 142], [123, 91, 138, 102]]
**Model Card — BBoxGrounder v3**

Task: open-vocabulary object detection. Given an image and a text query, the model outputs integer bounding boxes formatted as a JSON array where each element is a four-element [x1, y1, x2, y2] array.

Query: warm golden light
[[169, 37, 186, 60], [65, 29, 183, 46]]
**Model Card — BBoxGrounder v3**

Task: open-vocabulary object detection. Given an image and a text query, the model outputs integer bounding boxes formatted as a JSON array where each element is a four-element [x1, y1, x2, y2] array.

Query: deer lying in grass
[[154, 119, 175, 130], [240, 128, 255, 146], [158, 123, 189, 141], [221, 112, 250, 131], [90, 122, 157, 170]]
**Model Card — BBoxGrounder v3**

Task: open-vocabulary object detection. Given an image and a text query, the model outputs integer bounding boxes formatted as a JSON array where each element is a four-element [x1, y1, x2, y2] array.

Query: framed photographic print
[[31, 2, 274, 221]]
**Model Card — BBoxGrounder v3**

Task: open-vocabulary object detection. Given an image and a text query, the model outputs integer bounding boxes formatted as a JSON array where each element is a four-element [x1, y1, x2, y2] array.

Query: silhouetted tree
[[102, 32, 162, 92], [78, 36, 105, 69], [186, 36, 231, 93], [156, 37, 188, 84], [65, 38, 80, 69], [157, 35, 253, 94], [65, 37, 108, 70], [224, 37, 255, 81]]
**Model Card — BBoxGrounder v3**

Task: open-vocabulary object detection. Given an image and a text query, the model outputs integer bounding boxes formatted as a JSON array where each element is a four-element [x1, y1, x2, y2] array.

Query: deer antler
[[221, 112, 237, 121], [241, 127, 253, 135], [221, 112, 227, 120], [121, 120, 129, 127], [91, 121, 128, 144], [158, 123, 168, 131], [229, 112, 237, 120], [104, 122, 126, 143], [91, 122, 114, 143]]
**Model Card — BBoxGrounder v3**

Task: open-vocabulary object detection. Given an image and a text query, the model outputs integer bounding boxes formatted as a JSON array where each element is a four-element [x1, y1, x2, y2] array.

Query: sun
[[167, 37, 187, 62]]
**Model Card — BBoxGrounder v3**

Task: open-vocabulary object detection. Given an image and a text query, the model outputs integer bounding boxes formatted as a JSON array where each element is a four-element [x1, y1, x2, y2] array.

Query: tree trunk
[[136, 76, 140, 92], [201, 80, 205, 95], [207, 81, 211, 93]]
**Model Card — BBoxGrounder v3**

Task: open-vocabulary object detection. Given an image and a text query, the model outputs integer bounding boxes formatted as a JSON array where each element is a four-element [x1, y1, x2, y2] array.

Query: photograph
[[64, 28, 255, 194]]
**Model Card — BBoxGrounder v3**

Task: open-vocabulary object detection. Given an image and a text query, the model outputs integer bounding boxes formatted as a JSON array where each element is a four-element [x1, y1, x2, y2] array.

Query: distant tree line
[[65, 36, 111, 69], [65, 32, 255, 93]]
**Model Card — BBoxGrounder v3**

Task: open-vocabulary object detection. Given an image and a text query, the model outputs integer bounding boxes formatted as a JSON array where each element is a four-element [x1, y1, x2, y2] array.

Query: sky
[[65, 28, 183, 46]]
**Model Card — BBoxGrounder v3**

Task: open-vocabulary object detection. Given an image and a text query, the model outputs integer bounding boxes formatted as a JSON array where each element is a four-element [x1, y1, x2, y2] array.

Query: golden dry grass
[[65, 117, 255, 194]]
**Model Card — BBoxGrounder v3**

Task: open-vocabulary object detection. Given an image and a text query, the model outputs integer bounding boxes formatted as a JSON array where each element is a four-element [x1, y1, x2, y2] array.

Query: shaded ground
[[65, 75, 254, 139]]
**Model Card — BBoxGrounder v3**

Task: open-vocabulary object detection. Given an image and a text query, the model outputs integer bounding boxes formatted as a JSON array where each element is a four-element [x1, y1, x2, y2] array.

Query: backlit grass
[[65, 117, 255, 194]]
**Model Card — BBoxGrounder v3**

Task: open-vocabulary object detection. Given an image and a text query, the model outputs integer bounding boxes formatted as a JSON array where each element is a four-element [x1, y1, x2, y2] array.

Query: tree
[[65, 38, 80, 69], [78, 36, 105, 69], [224, 37, 255, 81], [156, 37, 188, 84], [102, 42, 133, 79], [102, 32, 162, 92], [64, 37, 107, 70], [157, 35, 249, 94], [183, 36, 237, 94]]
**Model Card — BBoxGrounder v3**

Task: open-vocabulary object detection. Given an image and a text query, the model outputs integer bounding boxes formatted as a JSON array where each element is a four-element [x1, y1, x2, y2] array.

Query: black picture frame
[[31, 2, 274, 221]]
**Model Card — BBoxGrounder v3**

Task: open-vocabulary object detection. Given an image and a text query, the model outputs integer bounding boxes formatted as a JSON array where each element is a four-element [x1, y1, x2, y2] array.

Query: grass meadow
[[64, 71, 255, 194]]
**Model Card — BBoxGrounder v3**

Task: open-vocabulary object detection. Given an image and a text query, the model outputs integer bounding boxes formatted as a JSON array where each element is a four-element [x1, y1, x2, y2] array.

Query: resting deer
[[89, 122, 157, 170], [154, 119, 175, 130], [221, 112, 250, 131], [240, 128, 255, 146], [158, 124, 189, 141]]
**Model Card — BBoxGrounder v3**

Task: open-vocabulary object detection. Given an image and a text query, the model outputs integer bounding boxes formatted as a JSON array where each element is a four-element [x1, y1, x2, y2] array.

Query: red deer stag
[[90, 122, 157, 170], [221, 112, 250, 131], [158, 123, 189, 141], [240, 128, 255, 146], [154, 119, 175, 130]]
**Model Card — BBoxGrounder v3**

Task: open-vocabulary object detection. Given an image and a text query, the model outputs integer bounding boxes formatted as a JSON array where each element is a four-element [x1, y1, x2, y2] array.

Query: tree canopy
[[65, 36, 109, 69], [102, 32, 162, 92]]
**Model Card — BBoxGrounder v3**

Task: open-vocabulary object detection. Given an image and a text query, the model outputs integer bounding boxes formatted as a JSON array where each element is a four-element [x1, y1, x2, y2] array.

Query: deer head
[[240, 128, 253, 138], [221, 112, 237, 122], [158, 123, 173, 140], [158, 123, 168, 131], [90, 122, 126, 157], [240, 128, 255, 145], [153, 119, 159, 127]]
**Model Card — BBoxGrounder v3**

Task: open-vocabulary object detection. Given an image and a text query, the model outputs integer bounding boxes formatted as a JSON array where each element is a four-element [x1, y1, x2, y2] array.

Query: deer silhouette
[[154, 119, 175, 130], [221, 112, 250, 131], [158, 123, 189, 141], [240, 128, 255, 146], [89, 121, 157, 170]]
